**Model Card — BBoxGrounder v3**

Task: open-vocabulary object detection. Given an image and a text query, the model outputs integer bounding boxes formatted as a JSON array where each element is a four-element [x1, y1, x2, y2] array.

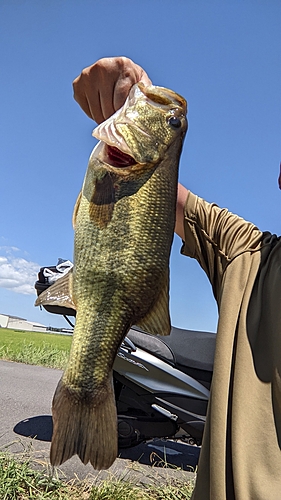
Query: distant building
[[0, 313, 47, 332]]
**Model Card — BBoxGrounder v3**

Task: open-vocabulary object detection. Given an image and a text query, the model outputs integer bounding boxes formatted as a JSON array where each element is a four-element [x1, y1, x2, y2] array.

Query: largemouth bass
[[36, 82, 187, 470]]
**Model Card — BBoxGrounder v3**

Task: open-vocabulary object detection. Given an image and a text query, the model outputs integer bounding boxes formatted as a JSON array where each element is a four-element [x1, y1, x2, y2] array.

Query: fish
[[35, 82, 187, 470]]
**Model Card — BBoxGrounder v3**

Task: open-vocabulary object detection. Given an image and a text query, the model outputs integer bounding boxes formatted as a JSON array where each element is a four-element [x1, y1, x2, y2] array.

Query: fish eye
[[168, 116, 182, 129]]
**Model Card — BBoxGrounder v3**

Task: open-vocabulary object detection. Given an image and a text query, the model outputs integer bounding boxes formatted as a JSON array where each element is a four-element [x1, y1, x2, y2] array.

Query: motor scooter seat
[[163, 326, 216, 372], [127, 326, 216, 373]]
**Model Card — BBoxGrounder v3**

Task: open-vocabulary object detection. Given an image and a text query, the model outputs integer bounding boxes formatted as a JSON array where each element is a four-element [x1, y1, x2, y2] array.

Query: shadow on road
[[119, 439, 200, 471], [13, 414, 200, 471], [14, 415, 53, 442]]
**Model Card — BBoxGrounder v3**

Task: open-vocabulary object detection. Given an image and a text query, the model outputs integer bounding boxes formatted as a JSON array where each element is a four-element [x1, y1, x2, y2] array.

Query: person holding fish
[[71, 57, 281, 500]]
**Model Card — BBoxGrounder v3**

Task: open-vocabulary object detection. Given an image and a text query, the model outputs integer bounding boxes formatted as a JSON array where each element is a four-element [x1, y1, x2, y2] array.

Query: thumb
[[139, 70, 152, 87]]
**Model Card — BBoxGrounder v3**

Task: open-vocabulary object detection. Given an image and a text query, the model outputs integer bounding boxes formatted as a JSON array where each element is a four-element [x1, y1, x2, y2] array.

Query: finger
[[112, 65, 152, 112], [112, 78, 134, 112], [73, 80, 92, 120], [139, 69, 152, 87], [94, 79, 116, 123], [73, 77, 107, 124]]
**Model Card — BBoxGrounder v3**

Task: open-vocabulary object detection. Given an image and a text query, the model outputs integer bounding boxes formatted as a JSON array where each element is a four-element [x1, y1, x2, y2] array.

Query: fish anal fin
[[137, 270, 171, 336], [72, 191, 82, 230], [35, 271, 76, 311], [50, 375, 117, 470], [89, 172, 115, 228]]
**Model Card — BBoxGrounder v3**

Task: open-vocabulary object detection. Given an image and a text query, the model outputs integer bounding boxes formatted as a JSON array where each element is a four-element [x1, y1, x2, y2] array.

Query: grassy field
[[0, 328, 71, 369]]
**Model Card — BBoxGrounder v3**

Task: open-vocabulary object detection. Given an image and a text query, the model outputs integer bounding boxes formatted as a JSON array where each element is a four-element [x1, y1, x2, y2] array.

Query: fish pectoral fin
[[136, 270, 171, 336], [72, 191, 82, 229], [34, 270, 76, 311], [50, 375, 117, 470]]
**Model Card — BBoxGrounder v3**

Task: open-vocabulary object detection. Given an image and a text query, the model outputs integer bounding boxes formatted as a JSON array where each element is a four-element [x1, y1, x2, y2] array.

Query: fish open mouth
[[103, 144, 136, 168]]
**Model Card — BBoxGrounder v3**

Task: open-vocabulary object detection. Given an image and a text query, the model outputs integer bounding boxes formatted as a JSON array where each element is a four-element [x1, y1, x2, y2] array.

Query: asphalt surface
[[0, 359, 199, 484]]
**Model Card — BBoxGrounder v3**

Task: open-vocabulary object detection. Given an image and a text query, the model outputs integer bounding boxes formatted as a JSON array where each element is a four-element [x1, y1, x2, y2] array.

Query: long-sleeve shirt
[[181, 191, 281, 500]]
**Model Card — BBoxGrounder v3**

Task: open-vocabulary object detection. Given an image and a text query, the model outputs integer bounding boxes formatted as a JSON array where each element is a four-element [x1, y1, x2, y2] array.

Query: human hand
[[73, 57, 152, 124]]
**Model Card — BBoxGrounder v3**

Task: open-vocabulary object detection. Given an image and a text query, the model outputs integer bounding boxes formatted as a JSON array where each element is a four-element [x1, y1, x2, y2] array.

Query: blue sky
[[0, 0, 280, 331]]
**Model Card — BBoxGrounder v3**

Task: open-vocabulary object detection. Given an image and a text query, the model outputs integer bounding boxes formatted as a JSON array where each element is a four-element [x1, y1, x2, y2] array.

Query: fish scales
[[66, 162, 176, 383], [36, 83, 187, 470]]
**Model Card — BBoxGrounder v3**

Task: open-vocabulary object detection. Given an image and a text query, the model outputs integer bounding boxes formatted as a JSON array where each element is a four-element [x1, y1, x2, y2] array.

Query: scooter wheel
[[118, 419, 140, 448]]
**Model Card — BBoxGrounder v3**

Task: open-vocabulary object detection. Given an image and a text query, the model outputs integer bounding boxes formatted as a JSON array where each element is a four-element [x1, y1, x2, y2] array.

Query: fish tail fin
[[50, 375, 117, 470]]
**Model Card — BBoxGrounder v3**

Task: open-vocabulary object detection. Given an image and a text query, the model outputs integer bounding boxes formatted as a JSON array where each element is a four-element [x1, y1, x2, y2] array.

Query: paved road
[[0, 359, 199, 484]]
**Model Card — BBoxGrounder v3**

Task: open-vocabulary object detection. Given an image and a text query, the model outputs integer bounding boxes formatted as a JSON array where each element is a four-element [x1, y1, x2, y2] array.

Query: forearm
[[175, 183, 189, 240]]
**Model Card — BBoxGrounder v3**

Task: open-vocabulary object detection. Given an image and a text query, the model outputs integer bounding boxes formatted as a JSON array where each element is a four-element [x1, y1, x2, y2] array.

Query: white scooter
[[35, 264, 216, 450]]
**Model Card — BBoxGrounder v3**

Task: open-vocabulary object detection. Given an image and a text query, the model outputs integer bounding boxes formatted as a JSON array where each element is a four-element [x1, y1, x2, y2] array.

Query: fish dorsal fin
[[35, 270, 76, 311], [136, 269, 171, 336], [72, 191, 82, 230]]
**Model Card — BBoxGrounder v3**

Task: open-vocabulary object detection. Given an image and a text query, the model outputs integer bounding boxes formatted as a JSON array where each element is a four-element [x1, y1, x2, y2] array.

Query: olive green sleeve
[[181, 191, 263, 301]]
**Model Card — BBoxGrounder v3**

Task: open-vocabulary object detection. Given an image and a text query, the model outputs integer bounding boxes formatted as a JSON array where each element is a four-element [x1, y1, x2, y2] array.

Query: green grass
[[0, 451, 195, 500], [0, 328, 71, 369], [0, 451, 69, 500], [89, 478, 194, 499]]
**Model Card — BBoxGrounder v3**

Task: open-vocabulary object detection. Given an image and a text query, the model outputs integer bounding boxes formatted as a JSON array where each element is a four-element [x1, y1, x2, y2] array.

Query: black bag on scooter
[[35, 260, 76, 317]]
